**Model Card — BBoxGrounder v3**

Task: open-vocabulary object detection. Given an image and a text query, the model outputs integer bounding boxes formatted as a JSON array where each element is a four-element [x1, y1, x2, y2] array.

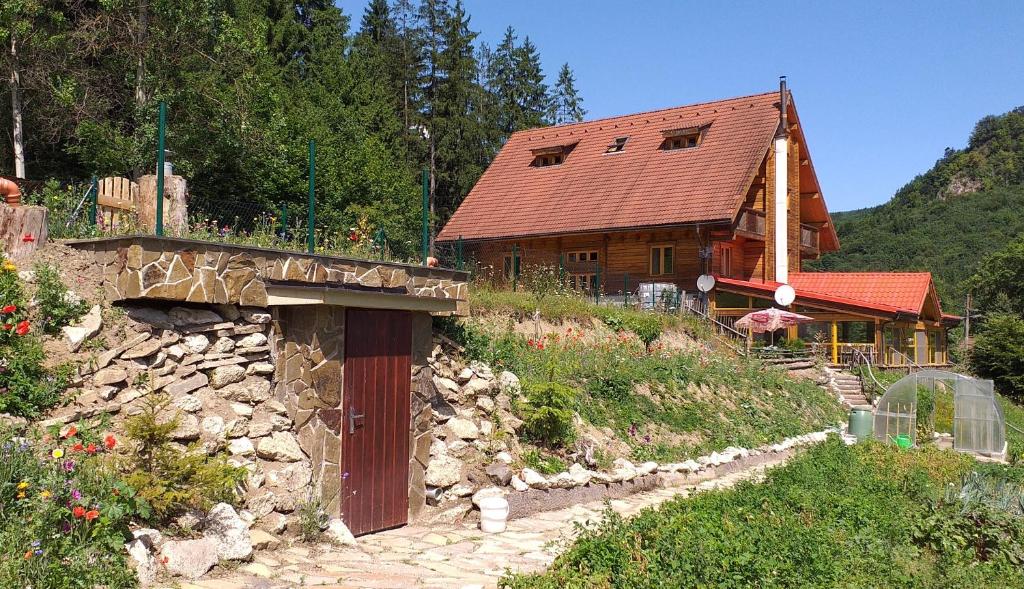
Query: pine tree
[[549, 63, 586, 124], [513, 36, 548, 129], [485, 27, 550, 143]]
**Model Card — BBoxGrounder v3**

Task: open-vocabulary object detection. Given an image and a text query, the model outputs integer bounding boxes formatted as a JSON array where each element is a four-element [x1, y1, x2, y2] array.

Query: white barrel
[[478, 496, 509, 533]]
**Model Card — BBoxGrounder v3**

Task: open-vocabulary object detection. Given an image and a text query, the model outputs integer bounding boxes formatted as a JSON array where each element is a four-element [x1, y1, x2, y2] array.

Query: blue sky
[[336, 1, 1024, 212]]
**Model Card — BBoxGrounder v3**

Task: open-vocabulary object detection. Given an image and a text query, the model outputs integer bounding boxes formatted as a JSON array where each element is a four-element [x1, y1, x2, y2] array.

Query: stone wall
[[67, 236, 468, 306]]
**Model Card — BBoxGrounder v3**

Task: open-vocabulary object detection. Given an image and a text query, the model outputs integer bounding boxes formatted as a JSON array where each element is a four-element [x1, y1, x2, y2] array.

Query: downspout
[[774, 76, 789, 284], [0, 178, 21, 207]]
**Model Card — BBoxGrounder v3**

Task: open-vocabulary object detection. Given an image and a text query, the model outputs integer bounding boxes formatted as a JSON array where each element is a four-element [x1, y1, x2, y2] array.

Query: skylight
[[605, 136, 628, 154]]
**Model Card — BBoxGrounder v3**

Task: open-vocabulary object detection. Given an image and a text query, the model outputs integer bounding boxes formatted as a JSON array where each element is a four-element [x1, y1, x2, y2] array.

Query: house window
[[650, 245, 674, 275], [503, 253, 521, 280], [661, 125, 707, 151], [605, 137, 628, 154], [532, 153, 563, 167], [568, 273, 597, 292], [566, 250, 598, 263]]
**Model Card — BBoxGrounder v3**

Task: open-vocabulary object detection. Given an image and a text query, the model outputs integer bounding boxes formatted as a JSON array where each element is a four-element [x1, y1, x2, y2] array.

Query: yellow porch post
[[830, 321, 839, 364]]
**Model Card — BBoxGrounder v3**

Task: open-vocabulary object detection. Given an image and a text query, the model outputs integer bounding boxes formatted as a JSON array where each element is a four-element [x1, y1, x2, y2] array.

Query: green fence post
[[280, 203, 287, 238], [307, 140, 315, 254], [421, 169, 429, 265], [88, 176, 98, 227], [155, 101, 166, 236], [624, 272, 629, 306], [456, 235, 464, 270], [512, 243, 519, 292]]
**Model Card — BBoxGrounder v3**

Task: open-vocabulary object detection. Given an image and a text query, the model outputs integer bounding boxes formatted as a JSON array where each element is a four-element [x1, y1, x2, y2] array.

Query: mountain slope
[[810, 107, 1024, 312]]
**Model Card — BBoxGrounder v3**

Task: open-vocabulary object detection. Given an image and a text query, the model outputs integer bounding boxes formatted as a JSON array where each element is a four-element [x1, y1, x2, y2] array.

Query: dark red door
[[341, 308, 412, 536]]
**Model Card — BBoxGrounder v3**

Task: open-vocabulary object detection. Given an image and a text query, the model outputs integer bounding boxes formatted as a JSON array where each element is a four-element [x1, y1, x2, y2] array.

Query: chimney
[[773, 76, 789, 283]]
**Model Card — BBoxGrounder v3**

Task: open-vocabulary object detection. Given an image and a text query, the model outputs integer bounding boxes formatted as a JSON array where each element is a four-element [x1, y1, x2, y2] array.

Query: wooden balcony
[[799, 223, 819, 253], [736, 208, 766, 238]]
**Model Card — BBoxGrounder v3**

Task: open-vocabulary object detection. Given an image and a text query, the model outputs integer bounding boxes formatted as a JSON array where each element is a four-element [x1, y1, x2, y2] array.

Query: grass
[[501, 438, 1024, 589]]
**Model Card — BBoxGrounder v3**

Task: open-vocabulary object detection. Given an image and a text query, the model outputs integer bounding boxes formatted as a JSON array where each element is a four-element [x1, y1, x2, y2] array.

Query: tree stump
[[137, 175, 189, 235], [0, 204, 48, 259]]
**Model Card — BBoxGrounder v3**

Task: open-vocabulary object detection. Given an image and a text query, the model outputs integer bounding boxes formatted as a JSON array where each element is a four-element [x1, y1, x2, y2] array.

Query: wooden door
[[341, 308, 412, 536]]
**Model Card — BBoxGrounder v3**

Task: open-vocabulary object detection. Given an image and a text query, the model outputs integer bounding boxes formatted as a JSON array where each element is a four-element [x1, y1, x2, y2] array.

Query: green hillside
[[810, 107, 1024, 312]]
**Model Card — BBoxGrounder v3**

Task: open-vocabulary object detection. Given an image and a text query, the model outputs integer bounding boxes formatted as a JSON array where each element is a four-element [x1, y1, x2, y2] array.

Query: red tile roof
[[716, 272, 949, 320], [437, 92, 785, 241]]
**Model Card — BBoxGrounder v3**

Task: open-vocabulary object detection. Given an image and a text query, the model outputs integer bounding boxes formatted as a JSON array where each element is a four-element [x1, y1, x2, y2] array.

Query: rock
[[201, 415, 226, 438], [324, 518, 356, 546], [479, 420, 494, 437], [225, 418, 249, 438], [429, 438, 447, 457], [549, 472, 575, 489], [219, 377, 272, 403], [169, 307, 224, 327], [211, 336, 236, 354], [446, 417, 479, 440], [249, 529, 280, 550], [429, 395, 456, 423], [203, 503, 252, 561], [469, 361, 495, 380], [510, 475, 529, 492], [246, 362, 274, 376], [97, 386, 118, 401], [170, 414, 201, 441], [433, 376, 460, 399], [463, 377, 493, 397], [176, 509, 205, 531], [173, 394, 203, 413], [182, 334, 211, 355], [256, 432, 304, 462], [133, 528, 164, 548], [471, 486, 505, 507], [213, 304, 241, 321], [121, 337, 163, 360], [126, 538, 158, 586], [93, 366, 127, 387], [569, 463, 594, 486], [160, 538, 220, 579], [494, 451, 513, 463], [62, 305, 102, 352], [425, 454, 463, 488], [259, 512, 288, 534], [521, 468, 548, 489], [165, 344, 186, 361], [475, 396, 495, 413], [498, 371, 522, 396], [485, 461, 513, 486], [447, 440, 470, 456], [231, 402, 254, 417], [637, 461, 658, 475], [264, 461, 312, 490], [210, 365, 246, 389], [457, 367, 474, 382], [236, 333, 268, 348], [128, 307, 173, 330], [163, 373, 209, 396], [240, 308, 272, 324]]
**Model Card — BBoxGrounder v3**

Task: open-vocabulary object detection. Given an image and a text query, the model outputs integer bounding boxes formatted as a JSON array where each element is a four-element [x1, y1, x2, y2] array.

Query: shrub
[[121, 395, 247, 523], [0, 427, 138, 588], [971, 313, 1024, 401], [520, 382, 578, 448], [296, 493, 329, 542], [0, 336, 76, 417], [33, 263, 89, 334], [521, 448, 567, 475]]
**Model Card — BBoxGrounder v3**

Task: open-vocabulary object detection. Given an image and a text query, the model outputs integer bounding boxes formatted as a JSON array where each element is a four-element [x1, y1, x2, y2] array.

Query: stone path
[[169, 452, 794, 589]]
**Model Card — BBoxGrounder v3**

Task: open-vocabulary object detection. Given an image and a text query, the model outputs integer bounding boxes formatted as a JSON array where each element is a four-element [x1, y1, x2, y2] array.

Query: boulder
[[249, 529, 280, 550], [475, 396, 495, 413], [433, 376, 460, 399], [62, 305, 102, 352], [258, 512, 288, 535], [469, 361, 495, 380], [494, 451, 513, 463], [132, 528, 164, 548], [449, 483, 474, 497], [230, 402, 254, 417], [637, 461, 658, 475], [165, 344, 186, 361], [160, 538, 220, 579], [201, 415, 226, 438], [471, 486, 505, 507], [240, 308, 271, 324], [169, 307, 223, 327], [264, 460, 312, 490], [211, 336, 236, 354], [209, 365, 246, 389], [510, 475, 529, 492], [485, 461, 513, 486], [219, 377, 272, 403], [463, 377, 493, 397], [246, 362, 274, 376], [93, 366, 128, 387], [121, 337, 163, 360], [324, 518, 356, 546], [425, 454, 463, 488], [569, 463, 593, 486], [170, 414, 201, 441], [236, 332, 268, 348], [498, 371, 522, 396], [203, 503, 252, 561], [521, 468, 548, 489], [256, 432, 304, 462], [445, 417, 479, 440], [172, 395, 203, 413], [125, 538, 158, 586], [127, 307, 173, 330], [182, 334, 211, 354], [163, 373, 209, 396], [429, 395, 456, 422], [549, 472, 576, 489]]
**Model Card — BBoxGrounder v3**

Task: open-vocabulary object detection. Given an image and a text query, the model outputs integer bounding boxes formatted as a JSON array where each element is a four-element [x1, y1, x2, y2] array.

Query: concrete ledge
[[506, 474, 661, 520]]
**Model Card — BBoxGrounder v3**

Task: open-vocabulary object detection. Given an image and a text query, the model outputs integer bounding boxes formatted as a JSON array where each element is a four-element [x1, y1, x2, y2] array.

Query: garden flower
[[0, 305, 15, 314], [72, 506, 85, 518], [85, 510, 99, 521], [31, 540, 40, 547], [2, 261, 15, 272], [104, 435, 116, 450], [40, 490, 51, 499], [51, 448, 64, 459], [17, 481, 29, 490], [21, 234, 34, 243], [15, 320, 30, 335], [71, 489, 81, 501], [24, 551, 31, 560], [72, 442, 84, 452], [63, 425, 77, 438], [63, 460, 75, 472], [16, 491, 25, 499], [86, 443, 97, 454], [3, 324, 11, 331]]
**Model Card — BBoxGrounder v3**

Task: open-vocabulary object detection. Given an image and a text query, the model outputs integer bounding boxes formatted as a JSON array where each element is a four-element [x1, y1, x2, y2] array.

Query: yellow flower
[[51, 448, 64, 459], [16, 481, 29, 490], [2, 261, 15, 272], [16, 491, 25, 499], [40, 490, 51, 499]]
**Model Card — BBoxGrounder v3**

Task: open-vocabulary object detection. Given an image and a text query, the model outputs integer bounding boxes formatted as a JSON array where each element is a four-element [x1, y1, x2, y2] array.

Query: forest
[[0, 0, 585, 257]]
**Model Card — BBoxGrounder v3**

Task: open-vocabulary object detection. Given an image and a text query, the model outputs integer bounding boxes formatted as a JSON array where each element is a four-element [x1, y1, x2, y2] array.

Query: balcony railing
[[799, 223, 819, 252], [736, 208, 766, 237]]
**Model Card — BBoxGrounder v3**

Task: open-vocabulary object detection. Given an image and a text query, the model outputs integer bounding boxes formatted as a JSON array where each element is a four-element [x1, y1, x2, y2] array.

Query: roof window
[[605, 136, 629, 154], [530, 143, 575, 168], [661, 125, 707, 150]]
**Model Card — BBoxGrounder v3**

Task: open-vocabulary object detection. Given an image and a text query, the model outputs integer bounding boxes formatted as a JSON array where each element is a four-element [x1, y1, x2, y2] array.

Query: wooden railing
[[811, 342, 877, 365], [96, 177, 138, 230], [736, 208, 766, 237], [799, 224, 819, 252]]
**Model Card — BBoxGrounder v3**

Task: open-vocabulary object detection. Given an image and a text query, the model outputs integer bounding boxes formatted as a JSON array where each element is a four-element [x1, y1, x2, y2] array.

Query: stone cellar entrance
[[341, 308, 413, 536]]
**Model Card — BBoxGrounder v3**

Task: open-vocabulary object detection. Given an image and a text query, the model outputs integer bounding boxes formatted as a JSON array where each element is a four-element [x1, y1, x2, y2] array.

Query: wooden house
[[437, 80, 959, 367]]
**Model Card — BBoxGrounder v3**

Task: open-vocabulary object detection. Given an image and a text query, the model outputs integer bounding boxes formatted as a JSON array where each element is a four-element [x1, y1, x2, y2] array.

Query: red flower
[[86, 443, 97, 454], [64, 425, 77, 439], [14, 320, 29, 336], [2, 324, 10, 331], [72, 506, 86, 519], [84, 510, 99, 521], [72, 442, 84, 452], [0, 305, 15, 314], [104, 435, 116, 450], [21, 234, 34, 243]]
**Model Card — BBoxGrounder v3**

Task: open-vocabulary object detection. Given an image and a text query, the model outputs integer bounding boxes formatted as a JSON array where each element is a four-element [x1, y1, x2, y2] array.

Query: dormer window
[[661, 125, 708, 150], [605, 136, 628, 154], [530, 143, 575, 167]]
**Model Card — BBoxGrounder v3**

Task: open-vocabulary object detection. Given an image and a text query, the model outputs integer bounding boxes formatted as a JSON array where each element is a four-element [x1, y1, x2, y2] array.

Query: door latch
[[348, 406, 365, 434]]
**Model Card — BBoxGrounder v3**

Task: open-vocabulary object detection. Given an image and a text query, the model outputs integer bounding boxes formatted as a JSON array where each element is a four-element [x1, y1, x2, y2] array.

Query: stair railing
[[849, 347, 885, 401], [887, 346, 923, 372]]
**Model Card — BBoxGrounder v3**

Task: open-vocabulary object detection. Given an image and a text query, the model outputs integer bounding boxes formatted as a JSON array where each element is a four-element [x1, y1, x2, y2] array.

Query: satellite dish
[[774, 284, 796, 306], [696, 275, 716, 293]]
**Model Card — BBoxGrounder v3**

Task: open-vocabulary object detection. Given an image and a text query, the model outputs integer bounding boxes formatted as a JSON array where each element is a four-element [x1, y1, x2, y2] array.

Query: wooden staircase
[[831, 370, 871, 409]]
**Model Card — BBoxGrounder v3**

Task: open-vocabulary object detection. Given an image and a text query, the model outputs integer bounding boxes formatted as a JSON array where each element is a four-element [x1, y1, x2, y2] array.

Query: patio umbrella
[[734, 308, 814, 334]]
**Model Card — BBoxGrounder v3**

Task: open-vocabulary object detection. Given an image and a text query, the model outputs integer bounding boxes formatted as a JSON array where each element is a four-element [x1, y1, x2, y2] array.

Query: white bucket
[[478, 496, 509, 533]]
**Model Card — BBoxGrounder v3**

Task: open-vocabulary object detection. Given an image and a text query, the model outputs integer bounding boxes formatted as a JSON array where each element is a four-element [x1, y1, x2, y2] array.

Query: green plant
[[296, 493, 329, 542], [121, 395, 247, 523], [521, 448, 567, 475], [32, 263, 89, 335], [520, 382, 578, 448], [971, 313, 1024, 401]]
